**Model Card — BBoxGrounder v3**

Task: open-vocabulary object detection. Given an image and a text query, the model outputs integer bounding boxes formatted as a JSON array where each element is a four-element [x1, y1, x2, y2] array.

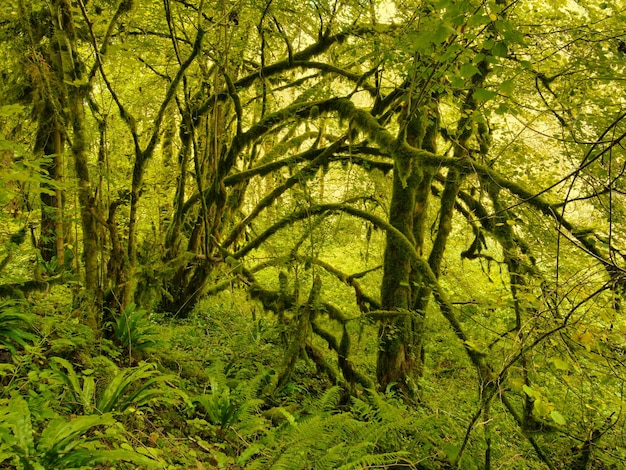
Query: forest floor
[[0, 286, 605, 469]]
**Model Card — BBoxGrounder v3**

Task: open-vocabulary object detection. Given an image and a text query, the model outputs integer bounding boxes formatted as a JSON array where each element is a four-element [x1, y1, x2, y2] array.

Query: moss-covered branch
[[222, 135, 348, 249], [179, 145, 389, 219], [229, 202, 493, 381], [305, 258, 381, 312], [289, 61, 379, 97], [224, 145, 389, 186], [194, 25, 387, 120]]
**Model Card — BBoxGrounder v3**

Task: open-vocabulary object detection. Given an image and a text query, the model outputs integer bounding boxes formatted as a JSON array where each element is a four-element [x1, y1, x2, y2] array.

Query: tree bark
[[36, 101, 65, 267], [376, 110, 425, 396], [56, 0, 101, 328]]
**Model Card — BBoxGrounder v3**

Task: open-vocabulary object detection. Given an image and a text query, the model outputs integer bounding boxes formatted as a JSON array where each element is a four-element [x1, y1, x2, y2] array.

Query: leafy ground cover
[[1, 287, 623, 469]]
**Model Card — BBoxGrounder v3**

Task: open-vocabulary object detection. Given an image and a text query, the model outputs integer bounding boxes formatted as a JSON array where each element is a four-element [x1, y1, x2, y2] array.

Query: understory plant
[[0, 299, 37, 357], [50, 356, 182, 414], [193, 377, 265, 435], [189, 363, 271, 450], [109, 303, 163, 362], [0, 394, 161, 469], [243, 386, 426, 469]]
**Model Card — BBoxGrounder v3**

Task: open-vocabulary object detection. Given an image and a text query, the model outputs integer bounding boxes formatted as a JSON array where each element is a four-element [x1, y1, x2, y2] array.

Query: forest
[[0, 0, 625, 468]]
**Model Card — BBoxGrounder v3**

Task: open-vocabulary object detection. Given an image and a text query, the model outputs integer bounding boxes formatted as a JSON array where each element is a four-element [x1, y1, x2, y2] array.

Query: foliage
[[50, 357, 181, 415], [0, 300, 37, 357], [0, 394, 161, 469], [190, 362, 271, 441], [1, 0, 626, 467], [245, 387, 421, 469], [193, 378, 260, 432], [38, 311, 97, 360], [108, 303, 164, 361]]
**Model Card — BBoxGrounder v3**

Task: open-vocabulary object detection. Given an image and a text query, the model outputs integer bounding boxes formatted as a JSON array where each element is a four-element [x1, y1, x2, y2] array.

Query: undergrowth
[[0, 289, 623, 469]]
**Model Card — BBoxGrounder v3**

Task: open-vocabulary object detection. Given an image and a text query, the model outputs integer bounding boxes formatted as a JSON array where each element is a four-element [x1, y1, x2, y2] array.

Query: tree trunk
[[36, 102, 65, 267], [55, 0, 101, 328], [376, 110, 426, 396], [377, 168, 419, 394], [72, 108, 100, 321]]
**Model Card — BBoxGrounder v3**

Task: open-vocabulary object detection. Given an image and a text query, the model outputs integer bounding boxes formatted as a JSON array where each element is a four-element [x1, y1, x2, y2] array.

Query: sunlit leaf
[[473, 88, 497, 101], [550, 357, 569, 371], [460, 63, 480, 79], [550, 410, 566, 426], [533, 399, 552, 417], [492, 42, 508, 57]]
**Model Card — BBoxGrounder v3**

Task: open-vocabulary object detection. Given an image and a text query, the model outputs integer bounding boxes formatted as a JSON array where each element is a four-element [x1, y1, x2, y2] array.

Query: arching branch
[[230, 201, 495, 382], [221, 135, 348, 249]]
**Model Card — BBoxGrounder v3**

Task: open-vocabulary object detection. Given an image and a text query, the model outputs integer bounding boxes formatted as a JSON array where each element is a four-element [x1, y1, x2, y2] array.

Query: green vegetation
[[1, 0, 625, 468]]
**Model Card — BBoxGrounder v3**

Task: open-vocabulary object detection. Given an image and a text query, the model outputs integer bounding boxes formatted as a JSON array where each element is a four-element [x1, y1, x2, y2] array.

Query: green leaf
[[522, 384, 540, 399], [492, 41, 508, 57], [481, 38, 495, 50], [467, 13, 490, 28], [460, 63, 480, 79], [0, 451, 15, 464], [0, 104, 25, 117], [1, 395, 35, 457], [451, 76, 465, 88], [519, 60, 532, 69], [433, 24, 455, 44], [550, 410, 566, 426], [97, 364, 158, 412], [50, 357, 83, 398], [550, 357, 569, 371], [533, 399, 552, 417], [38, 414, 115, 466], [55, 448, 162, 468], [473, 88, 497, 101], [499, 80, 515, 96], [238, 443, 264, 465], [81, 376, 96, 412], [443, 443, 460, 460]]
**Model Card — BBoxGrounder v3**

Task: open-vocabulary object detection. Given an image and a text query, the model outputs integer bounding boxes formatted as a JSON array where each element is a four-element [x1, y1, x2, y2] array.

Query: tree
[[1, 0, 625, 465], [2, 0, 67, 271]]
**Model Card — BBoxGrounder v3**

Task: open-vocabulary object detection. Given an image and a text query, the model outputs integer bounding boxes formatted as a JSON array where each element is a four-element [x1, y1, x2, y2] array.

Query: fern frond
[[314, 385, 343, 413], [336, 450, 411, 470], [245, 388, 427, 469]]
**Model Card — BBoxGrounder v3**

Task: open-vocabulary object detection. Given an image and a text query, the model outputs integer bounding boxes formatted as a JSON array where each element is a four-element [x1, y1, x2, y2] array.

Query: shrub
[[109, 303, 164, 361], [0, 299, 37, 358], [0, 394, 161, 469]]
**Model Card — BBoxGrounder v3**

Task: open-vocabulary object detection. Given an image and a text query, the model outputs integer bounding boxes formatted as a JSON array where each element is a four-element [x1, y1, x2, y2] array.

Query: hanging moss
[[392, 143, 420, 189], [334, 98, 395, 151]]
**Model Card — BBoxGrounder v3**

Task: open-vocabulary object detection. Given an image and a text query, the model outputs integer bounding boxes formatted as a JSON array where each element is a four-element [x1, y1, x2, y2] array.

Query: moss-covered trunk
[[36, 103, 65, 267], [376, 110, 426, 396], [56, 0, 101, 328], [377, 169, 419, 394]]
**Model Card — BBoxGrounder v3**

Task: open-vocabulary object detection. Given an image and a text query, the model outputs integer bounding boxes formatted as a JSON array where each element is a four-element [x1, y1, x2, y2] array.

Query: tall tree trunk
[[376, 109, 426, 396], [24, 1, 69, 270], [36, 101, 65, 267], [377, 170, 419, 394], [55, 0, 101, 328], [72, 97, 100, 326], [162, 15, 240, 316]]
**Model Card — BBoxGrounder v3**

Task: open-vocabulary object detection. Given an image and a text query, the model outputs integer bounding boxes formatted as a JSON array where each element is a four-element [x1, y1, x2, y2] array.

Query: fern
[[336, 451, 414, 470], [0, 300, 37, 357], [109, 303, 164, 361], [244, 388, 430, 469], [192, 365, 266, 438], [0, 394, 161, 469], [50, 357, 181, 414], [312, 385, 343, 413]]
